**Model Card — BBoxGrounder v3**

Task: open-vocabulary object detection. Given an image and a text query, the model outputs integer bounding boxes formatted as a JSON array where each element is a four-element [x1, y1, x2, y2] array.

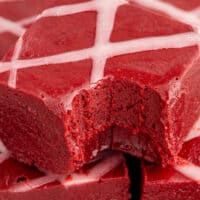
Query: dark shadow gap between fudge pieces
[[125, 154, 142, 200]]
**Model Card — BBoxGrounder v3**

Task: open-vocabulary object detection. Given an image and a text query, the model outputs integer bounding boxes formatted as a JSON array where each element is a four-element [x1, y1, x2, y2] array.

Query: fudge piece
[[0, 0, 200, 174], [142, 125, 200, 200], [0, 150, 131, 200], [0, 0, 86, 59], [142, 163, 200, 200]]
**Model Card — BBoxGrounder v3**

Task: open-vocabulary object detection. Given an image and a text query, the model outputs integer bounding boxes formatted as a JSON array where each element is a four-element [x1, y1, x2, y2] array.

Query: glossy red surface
[[162, 0, 200, 11]]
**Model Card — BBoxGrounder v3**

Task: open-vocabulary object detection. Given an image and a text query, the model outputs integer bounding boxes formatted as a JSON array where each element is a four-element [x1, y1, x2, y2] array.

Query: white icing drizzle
[[175, 161, 200, 182], [9, 174, 60, 193], [92, 145, 110, 158], [0, 32, 199, 75], [184, 116, 200, 142], [62, 152, 123, 187], [0, 139, 7, 153], [63, 83, 89, 110], [90, 0, 124, 83], [191, 7, 200, 14], [100, 145, 109, 151], [38, 1, 97, 19], [92, 149, 98, 157], [9, 152, 123, 192], [88, 151, 123, 178], [0, 139, 10, 164], [129, 0, 200, 31], [0, 15, 36, 35], [8, 34, 24, 88], [17, 15, 37, 26], [0, 152, 10, 164], [27, 0, 124, 84], [0, 16, 25, 36]]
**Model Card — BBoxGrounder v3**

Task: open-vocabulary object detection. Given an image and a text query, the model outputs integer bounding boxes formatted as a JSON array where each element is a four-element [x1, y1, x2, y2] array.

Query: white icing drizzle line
[[9, 174, 60, 193], [62, 151, 124, 187], [175, 160, 200, 182], [62, 83, 89, 110], [17, 15, 37, 26], [9, 152, 123, 192], [0, 16, 25, 36], [184, 116, 200, 142], [0, 139, 7, 153], [38, 1, 98, 19], [129, 0, 200, 32], [192, 7, 200, 18], [0, 14, 37, 35], [0, 31, 199, 74], [37, 0, 124, 84], [90, 0, 124, 83], [8, 34, 24, 88], [0, 151, 10, 164], [0, 139, 10, 164], [0, 0, 200, 89]]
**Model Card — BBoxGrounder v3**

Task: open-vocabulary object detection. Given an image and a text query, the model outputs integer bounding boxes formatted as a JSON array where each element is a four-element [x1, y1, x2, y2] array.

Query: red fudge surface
[[162, 0, 200, 11], [0, 0, 87, 59], [142, 164, 200, 200], [0, 150, 131, 200], [0, 0, 200, 174], [142, 125, 200, 200]]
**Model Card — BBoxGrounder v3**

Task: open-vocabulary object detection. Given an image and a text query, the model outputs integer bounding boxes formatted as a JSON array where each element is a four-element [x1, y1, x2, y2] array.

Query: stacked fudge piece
[[0, 147, 130, 200], [0, 0, 200, 199]]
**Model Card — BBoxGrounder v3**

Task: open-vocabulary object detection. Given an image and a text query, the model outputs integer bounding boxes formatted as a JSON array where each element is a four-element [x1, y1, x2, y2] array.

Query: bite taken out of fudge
[[1, 0, 200, 174], [0, 149, 131, 200]]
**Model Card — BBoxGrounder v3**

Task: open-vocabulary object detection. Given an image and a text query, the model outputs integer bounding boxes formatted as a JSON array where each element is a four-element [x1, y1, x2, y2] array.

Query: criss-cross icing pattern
[[0, 17, 25, 36], [0, 0, 200, 185], [1, 0, 200, 87]]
